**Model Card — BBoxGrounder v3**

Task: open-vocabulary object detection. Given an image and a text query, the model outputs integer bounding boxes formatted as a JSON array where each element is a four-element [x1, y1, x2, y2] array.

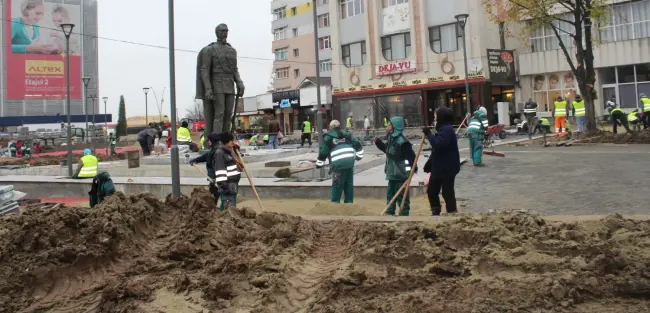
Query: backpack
[[89, 172, 116, 208]]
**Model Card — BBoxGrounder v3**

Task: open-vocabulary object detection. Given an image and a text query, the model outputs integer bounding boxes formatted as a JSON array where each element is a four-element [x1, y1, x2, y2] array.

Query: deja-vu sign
[[376, 60, 416, 76]]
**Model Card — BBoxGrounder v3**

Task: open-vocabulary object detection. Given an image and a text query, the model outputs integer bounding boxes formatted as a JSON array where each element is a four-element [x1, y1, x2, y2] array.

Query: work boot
[[431, 207, 442, 216]]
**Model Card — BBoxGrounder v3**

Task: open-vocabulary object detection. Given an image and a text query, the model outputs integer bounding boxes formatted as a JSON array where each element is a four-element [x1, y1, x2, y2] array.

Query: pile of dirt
[[2, 190, 650, 312], [0, 152, 127, 167]]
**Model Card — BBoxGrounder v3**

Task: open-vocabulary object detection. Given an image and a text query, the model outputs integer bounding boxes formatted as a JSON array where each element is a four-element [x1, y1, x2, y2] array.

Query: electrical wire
[[1, 17, 472, 68]]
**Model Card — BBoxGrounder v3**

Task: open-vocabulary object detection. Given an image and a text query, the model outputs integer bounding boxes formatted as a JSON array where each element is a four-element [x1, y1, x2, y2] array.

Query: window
[[598, 64, 650, 109], [319, 36, 331, 49], [273, 27, 287, 41], [275, 68, 289, 80], [381, 32, 411, 61], [429, 23, 462, 53], [531, 72, 577, 112], [320, 59, 332, 72], [601, 0, 650, 43], [274, 47, 288, 61], [340, 0, 364, 19], [528, 14, 575, 52], [291, 7, 297, 15], [292, 28, 299, 37], [293, 48, 300, 57], [318, 14, 330, 28], [294, 69, 300, 78], [342, 41, 367, 67], [318, 0, 329, 5], [382, 0, 408, 8], [273, 7, 286, 20]]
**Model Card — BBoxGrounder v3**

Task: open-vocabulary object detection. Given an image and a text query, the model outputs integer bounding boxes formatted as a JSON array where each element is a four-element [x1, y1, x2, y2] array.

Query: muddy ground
[[511, 130, 650, 146], [1, 189, 650, 313], [0, 152, 126, 167]]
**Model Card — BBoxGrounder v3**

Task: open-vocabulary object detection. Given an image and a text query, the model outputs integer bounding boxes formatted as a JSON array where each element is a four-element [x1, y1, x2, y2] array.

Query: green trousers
[[331, 168, 354, 203], [110, 145, 116, 156], [386, 179, 410, 216], [469, 132, 483, 165], [219, 194, 237, 211]]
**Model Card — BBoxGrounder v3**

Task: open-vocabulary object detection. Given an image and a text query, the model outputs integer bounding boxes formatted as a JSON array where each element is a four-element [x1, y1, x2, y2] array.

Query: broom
[[274, 166, 316, 178]]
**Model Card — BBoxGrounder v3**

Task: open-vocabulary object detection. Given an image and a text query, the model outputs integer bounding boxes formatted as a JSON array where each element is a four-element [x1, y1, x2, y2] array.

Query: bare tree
[[185, 98, 204, 121]]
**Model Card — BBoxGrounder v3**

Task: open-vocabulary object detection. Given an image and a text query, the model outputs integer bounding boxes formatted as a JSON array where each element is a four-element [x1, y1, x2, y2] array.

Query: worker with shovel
[[212, 132, 242, 211], [374, 116, 416, 216], [316, 120, 363, 204]]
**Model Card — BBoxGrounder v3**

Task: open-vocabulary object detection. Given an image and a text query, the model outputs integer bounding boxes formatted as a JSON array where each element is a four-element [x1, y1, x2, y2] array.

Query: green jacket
[[468, 109, 486, 135], [375, 117, 416, 181], [317, 128, 363, 172]]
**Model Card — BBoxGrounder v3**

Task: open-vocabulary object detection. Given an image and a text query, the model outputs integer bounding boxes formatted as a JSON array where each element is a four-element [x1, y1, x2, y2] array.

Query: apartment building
[[328, 0, 525, 127], [271, 0, 332, 132], [519, 0, 650, 117]]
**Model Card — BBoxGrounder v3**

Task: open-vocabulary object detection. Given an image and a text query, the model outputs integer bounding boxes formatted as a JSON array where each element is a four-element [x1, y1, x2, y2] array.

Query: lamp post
[[61, 23, 75, 177], [102, 97, 108, 155], [312, 0, 325, 179], [82, 77, 90, 143], [168, 0, 181, 197], [455, 13, 471, 117], [88, 95, 97, 154], [143, 87, 150, 125]]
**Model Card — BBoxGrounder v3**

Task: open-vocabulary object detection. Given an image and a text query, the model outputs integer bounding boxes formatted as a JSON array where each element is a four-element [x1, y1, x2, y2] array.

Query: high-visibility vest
[[628, 112, 640, 122], [200, 134, 205, 149], [177, 127, 192, 142], [346, 117, 352, 128], [642, 97, 650, 112], [540, 118, 551, 126], [303, 121, 311, 133], [79, 155, 98, 178], [263, 134, 269, 141], [554, 101, 567, 117], [383, 117, 389, 127], [611, 108, 624, 115], [573, 100, 585, 117]]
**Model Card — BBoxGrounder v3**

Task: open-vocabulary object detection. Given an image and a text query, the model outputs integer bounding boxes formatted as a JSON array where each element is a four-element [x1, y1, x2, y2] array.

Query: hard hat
[[84, 148, 92, 155]]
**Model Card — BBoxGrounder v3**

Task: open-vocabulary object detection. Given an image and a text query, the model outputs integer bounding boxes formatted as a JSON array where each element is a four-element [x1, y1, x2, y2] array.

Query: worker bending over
[[553, 96, 568, 137], [177, 121, 199, 152], [628, 110, 642, 132], [316, 120, 363, 203], [609, 107, 631, 134], [374, 117, 416, 216], [641, 93, 650, 129], [467, 108, 487, 166], [72, 149, 98, 179], [212, 132, 241, 211]]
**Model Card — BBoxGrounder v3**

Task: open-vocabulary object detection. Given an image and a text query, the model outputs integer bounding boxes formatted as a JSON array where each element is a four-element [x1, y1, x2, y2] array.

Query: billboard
[[487, 49, 516, 86], [4, 0, 82, 100]]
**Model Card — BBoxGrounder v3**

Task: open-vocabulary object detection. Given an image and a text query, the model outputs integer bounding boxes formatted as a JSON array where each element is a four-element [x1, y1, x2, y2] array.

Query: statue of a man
[[196, 23, 245, 137]]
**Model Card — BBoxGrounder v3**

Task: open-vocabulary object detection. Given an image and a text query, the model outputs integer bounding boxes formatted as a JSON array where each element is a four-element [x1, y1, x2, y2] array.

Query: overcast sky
[[98, 0, 273, 120]]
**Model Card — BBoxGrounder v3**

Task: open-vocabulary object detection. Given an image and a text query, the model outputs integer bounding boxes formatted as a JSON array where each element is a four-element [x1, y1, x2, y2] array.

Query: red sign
[[4, 0, 82, 100], [376, 60, 416, 76]]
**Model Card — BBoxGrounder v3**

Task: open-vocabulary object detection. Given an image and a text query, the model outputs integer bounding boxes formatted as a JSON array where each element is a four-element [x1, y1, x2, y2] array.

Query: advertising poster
[[5, 0, 82, 100], [487, 49, 516, 85]]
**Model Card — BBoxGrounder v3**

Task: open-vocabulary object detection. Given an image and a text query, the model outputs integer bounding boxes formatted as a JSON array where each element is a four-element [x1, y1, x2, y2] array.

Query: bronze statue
[[196, 24, 245, 138]]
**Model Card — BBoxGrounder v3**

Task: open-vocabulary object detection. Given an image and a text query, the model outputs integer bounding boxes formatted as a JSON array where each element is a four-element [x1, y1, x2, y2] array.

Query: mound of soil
[[0, 153, 127, 167], [1, 189, 650, 312]]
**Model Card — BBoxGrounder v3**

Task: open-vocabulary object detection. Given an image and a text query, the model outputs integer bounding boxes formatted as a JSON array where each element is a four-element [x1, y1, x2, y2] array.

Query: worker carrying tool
[[177, 121, 199, 152], [300, 119, 312, 148], [467, 108, 486, 166], [553, 96, 568, 137], [641, 93, 650, 129], [609, 107, 632, 134], [72, 149, 98, 179], [523, 98, 538, 139], [190, 133, 223, 205], [374, 116, 415, 216], [317, 119, 363, 204], [628, 110, 642, 131], [212, 132, 241, 211], [572, 94, 586, 134]]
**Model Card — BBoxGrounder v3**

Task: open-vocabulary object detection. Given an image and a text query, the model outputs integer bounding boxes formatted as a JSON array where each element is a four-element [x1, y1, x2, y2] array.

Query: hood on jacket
[[97, 171, 111, 181], [389, 116, 405, 137]]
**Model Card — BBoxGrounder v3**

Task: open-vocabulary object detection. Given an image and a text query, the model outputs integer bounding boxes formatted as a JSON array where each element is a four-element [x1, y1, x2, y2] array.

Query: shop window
[[429, 23, 462, 53], [618, 66, 635, 84], [619, 84, 638, 108], [531, 72, 577, 112], [342, 41, 367, 67], [339, 98, 375, 129], [600, 67, 617, 84], [636, 64, 650, 82], [381, 32, 411, 61], [376, 94, 422, 126]]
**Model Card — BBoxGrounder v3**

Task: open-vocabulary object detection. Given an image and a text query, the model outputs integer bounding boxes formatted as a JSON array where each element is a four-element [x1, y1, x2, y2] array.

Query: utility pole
[[168, 0, 181, 197], [312, 0, 325, 179]]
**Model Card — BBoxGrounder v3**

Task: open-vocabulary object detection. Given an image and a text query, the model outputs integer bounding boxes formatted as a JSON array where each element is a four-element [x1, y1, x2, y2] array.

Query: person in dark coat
[[422, 107, 460, 216]]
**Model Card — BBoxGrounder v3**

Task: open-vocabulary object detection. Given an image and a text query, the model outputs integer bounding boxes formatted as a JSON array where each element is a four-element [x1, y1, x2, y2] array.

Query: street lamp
[[102, 97, 109, 155], [88, 95, 97, 153], [82, 77, 90, 143], [143, 87, 150, 125], [455, 13, 471, 117], [61, 23, 75, 177], [168, 0, 181, 197]]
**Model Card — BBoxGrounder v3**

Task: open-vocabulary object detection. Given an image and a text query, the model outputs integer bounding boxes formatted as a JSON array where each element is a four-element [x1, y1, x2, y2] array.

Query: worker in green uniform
[[109, 133, 117, 156], [316, 120, 364, 203], [374, 116, 416, 216], [8, 141, 16, 157], [467, 109, 486, 166], [300, 119, 312, 147]]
